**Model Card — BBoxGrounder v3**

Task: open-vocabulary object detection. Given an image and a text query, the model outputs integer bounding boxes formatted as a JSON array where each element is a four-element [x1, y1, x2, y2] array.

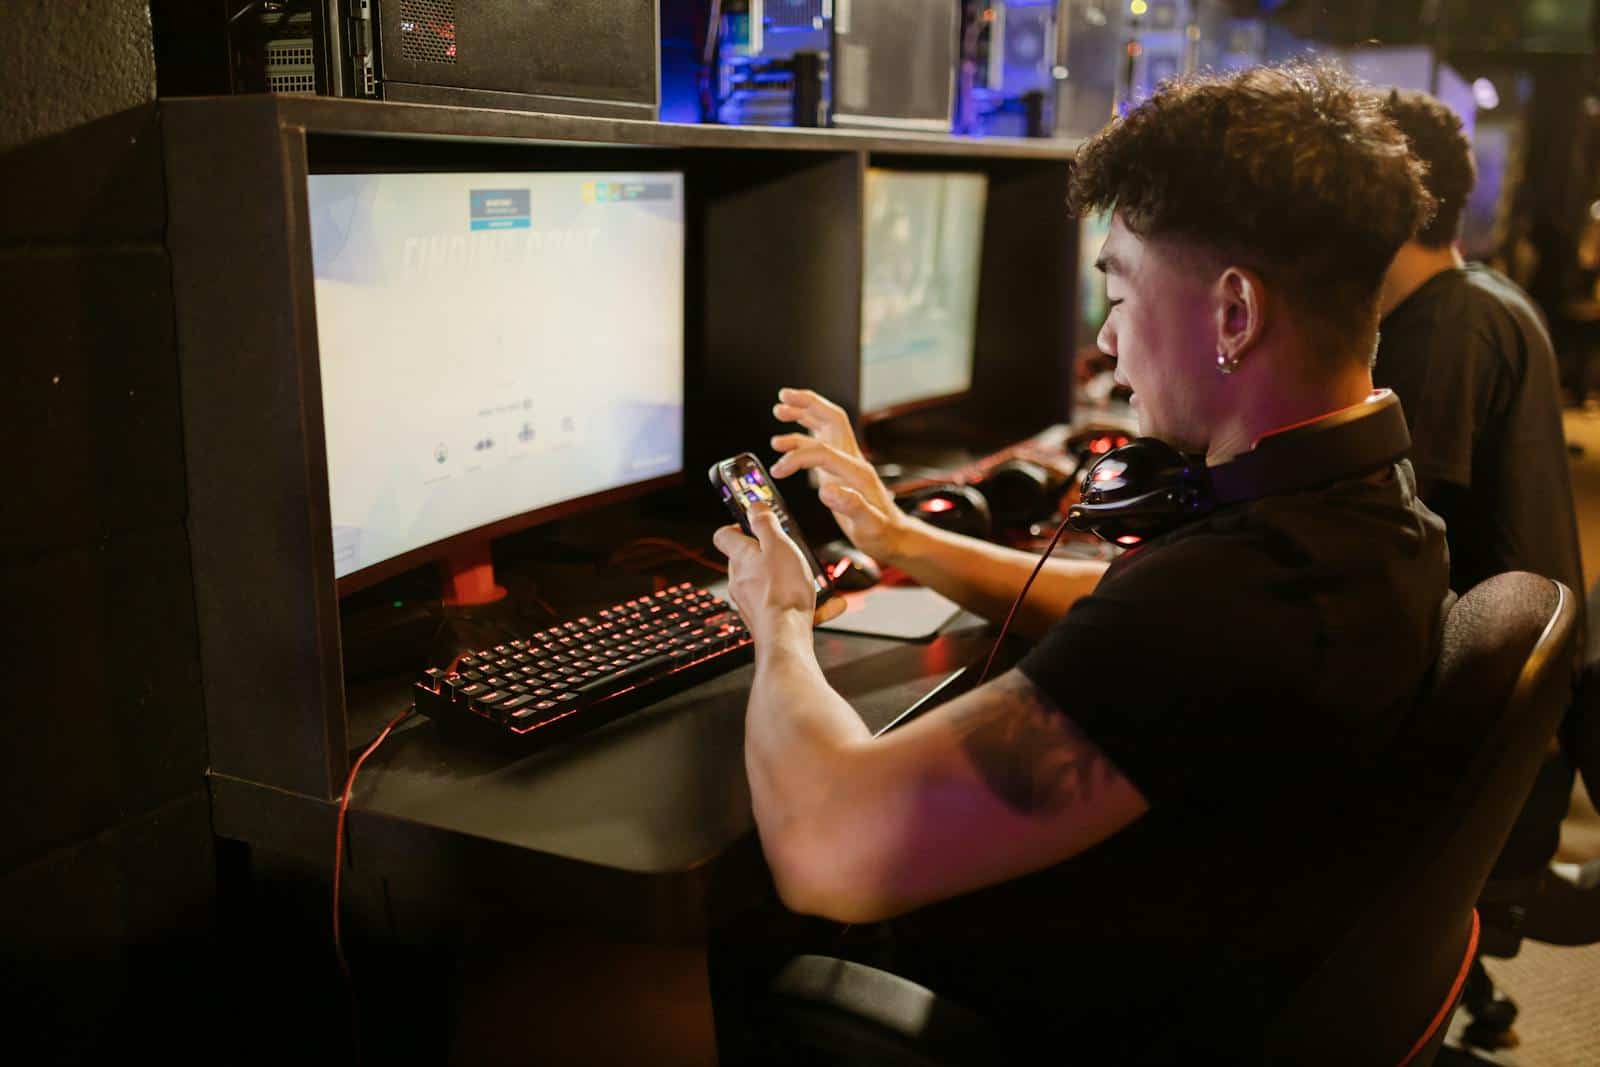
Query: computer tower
[[703, 0, 966, 132], [709, 0, 832, 127], [151, 1, 659, 120], [831, 0, 959, 131], [958, 0, 1063, 137]]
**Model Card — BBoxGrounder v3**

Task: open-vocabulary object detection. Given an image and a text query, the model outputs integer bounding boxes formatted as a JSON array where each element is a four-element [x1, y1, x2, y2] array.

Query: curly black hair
[[1069, 62, 1435, 361], [1382, 88, 1476, 247]]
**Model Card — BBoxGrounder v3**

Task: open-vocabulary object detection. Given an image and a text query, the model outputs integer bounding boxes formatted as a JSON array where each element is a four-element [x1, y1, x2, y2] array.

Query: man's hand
[[713, 503, 831, 646], [769, 388, 912, 565]]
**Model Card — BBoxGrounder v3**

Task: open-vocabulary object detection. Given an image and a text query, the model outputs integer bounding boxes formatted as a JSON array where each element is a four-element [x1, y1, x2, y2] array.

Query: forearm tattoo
[[951, 672, 1121, 815]]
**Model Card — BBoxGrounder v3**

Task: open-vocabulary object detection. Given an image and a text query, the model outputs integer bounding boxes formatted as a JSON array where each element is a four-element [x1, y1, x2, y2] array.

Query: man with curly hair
[[711, 63, 1450, 1061]]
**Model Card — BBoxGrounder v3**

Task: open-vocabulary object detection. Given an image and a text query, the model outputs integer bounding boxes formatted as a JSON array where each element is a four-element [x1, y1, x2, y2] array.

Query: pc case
[[151, 0, 659, 120], [703, 0, 965, 132], [708, 0, 832, 127], [831, 0, 959, 131], [957, 0, 1063, 137]]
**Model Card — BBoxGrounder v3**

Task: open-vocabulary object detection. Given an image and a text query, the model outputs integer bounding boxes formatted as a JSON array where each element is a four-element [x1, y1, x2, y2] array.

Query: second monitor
[[859, 167, 988, 421]]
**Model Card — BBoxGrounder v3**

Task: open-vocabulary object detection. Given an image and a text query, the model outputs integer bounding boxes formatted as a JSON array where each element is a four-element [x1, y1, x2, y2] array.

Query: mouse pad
[[817, 585, 963, 641]]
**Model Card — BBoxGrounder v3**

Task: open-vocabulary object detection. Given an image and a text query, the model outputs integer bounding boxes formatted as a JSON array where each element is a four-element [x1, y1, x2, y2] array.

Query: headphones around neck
[[1066, 390, 1412, 546]]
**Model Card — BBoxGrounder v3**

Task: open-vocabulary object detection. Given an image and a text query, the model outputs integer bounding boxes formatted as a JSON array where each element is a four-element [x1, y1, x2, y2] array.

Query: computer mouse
[[895, 483, 993, 540], [816, 540, 882, 591]]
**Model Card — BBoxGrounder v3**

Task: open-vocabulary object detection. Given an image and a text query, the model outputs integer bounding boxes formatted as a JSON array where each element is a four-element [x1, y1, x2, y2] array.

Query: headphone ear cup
[[976, 459, 1055, 527], [958, 485, 995, 538], [1069, 438, 1213, 543]]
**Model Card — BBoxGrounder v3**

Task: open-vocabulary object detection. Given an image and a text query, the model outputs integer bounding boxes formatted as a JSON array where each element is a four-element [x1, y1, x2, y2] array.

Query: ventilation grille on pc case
[[265, 38, 316, 94], [264, 11, 316, 95], [400, 0, 457, 63], [768, 0, 826, 29]]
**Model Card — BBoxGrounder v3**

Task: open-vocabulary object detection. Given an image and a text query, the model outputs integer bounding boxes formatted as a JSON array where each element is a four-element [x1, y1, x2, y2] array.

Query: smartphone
[[709, 452, 837, 601]]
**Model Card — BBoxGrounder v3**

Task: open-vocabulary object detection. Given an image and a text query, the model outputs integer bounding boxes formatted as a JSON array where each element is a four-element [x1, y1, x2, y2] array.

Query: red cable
[[977, 516, 1075, 685], [333, 706, 415, 980], [1398, 909, 1480, 1067]]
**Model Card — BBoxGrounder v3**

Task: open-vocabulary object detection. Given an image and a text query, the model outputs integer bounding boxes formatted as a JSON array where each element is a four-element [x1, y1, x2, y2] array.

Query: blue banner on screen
[[469, 188, 531, 230]]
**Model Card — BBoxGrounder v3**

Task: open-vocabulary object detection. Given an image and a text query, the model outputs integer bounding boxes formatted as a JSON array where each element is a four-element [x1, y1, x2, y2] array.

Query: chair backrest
[[1263, 572, 1577, 1064]]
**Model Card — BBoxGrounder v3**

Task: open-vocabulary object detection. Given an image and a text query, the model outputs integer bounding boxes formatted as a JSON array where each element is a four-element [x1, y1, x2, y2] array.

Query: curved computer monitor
[[859, 167, 987, 423], [307, 169, 686, 597]]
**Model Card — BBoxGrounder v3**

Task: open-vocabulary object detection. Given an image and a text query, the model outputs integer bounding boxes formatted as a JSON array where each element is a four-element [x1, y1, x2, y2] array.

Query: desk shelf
[[142, 95, 1084, 807]]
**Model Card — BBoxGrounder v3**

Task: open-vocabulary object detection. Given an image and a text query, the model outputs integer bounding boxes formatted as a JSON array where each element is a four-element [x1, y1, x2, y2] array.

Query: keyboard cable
[[333, 704, 418, 980], [609, 536, 729, 575]]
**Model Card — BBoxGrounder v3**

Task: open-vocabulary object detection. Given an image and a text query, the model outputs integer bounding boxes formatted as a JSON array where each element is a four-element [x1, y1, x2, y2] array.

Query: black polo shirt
[[887, 459, 1450, 1062]]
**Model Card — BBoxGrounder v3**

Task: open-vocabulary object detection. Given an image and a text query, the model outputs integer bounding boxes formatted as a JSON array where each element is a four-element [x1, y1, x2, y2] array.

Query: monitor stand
[[441, 542, 508, 607]]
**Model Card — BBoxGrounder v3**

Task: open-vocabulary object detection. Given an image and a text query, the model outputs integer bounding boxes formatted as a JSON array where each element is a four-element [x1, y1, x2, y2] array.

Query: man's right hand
[[769, 387, 912, 565]]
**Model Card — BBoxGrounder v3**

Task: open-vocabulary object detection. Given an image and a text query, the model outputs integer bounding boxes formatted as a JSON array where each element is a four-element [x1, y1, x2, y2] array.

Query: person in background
[[1373, 87, 1594, 884]]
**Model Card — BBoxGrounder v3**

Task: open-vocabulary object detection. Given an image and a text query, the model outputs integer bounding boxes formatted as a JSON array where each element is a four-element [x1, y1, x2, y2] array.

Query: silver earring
[[1216, 350, 1241, 375]]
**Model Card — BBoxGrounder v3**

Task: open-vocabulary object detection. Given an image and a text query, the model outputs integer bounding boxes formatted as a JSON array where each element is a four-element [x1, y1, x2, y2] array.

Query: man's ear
[[1214, 266, 1267, 367]]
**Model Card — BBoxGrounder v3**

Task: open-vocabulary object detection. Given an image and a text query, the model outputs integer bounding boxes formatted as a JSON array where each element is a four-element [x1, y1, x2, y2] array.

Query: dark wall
[[0, 0, 157, 152], [0, 7, 219, 1060], [1520, 57, 1596, 309]]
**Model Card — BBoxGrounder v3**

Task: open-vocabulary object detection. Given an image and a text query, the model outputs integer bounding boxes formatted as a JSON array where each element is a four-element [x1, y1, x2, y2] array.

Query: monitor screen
[[307, 170, 685, 583], [859, 168, 987, 418]]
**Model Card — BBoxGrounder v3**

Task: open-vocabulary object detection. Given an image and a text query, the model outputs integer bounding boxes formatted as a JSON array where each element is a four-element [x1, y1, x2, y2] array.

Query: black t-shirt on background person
[[1373, 265, 1591, 871], [884, 460, 1450, 1062], [1373, 264, 1584, 605]]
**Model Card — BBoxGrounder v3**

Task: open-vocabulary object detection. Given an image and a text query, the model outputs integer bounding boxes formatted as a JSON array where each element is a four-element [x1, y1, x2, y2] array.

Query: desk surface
[[205, 476, 1037, 941], [348, 612, 991, 875], [210, 584, 996, 941]]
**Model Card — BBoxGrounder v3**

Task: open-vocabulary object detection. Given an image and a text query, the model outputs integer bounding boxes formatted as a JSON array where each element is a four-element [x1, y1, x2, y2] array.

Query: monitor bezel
[[334, 470, 684, 596], [857, 388, 973, 427], [856, 165, 987, 425], [304, 163, 689, 597]]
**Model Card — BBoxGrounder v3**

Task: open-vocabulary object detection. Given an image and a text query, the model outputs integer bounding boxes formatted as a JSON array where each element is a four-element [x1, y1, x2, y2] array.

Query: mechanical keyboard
[[412, 582, 751, 745]]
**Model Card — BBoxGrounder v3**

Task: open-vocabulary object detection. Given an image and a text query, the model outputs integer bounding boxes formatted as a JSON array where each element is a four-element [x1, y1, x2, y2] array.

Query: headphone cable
[[977, 515, 1075, 684]]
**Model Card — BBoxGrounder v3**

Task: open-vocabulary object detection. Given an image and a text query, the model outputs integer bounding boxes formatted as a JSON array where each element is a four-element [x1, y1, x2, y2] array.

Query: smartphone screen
[[710, 453, 834, 598]]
